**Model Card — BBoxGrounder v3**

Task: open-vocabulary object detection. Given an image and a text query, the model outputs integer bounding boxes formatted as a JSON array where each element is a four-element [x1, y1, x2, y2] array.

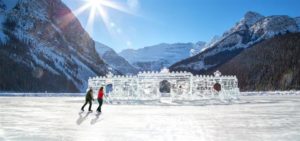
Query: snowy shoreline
[[0, 93, 84, 97], [0, 91, 300, 97], [241, 91, 300, 96]]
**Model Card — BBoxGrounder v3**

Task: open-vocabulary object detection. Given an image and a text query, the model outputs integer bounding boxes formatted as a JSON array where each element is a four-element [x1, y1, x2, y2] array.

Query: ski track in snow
[[0, 95, 300, 141]]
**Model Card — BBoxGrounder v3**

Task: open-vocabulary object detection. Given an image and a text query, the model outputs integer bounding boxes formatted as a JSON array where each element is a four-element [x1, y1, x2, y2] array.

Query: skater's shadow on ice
[[76, 112, 91, 125], [91, 113, 102, 125]]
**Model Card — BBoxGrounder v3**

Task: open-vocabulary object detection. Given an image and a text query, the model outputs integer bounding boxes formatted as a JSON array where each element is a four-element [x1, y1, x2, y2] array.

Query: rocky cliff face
[[0, 0, 108, 92], [170, 11, 300, 74]]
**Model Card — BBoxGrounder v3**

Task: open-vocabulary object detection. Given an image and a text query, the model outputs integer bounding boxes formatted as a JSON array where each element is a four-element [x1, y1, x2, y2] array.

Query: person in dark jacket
[[96, 87, 104, 113], [81, 87, 94, 112]]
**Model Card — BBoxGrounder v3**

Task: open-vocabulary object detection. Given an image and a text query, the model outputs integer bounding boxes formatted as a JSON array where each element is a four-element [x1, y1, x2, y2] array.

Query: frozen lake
[[0, 96, 300, 141]]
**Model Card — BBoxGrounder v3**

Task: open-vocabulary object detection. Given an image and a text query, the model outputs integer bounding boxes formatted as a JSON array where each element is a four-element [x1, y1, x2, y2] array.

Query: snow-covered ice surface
[[1, 95, 300, 141]]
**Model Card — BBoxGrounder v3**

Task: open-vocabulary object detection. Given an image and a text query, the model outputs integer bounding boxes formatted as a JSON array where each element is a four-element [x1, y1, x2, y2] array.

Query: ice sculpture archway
[[159, 80, 171, 98], [159, 80, 171, 93], [213, 83, 221, 92], [105, 84, 113, 94]]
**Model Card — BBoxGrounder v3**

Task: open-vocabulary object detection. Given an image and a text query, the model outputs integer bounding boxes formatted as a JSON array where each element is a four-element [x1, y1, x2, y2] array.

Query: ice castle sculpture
[[88, 68, 239, 102]]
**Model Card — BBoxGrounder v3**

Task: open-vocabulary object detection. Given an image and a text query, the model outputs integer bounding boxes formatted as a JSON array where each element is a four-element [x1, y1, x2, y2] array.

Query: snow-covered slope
[[119, 42, 205, 71], [0, 0, 108, 92], [190, 41, 206, 56], [170, 11, 300, 73], [201, 35, 221, 52], [95, 41, 138, 75]]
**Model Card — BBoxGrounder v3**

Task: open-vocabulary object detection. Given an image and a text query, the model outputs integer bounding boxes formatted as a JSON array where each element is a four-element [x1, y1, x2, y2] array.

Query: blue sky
[[62, 0, 300, 52]]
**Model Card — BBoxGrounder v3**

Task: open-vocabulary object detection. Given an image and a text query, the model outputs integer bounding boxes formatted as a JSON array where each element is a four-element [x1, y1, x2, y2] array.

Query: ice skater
[[96, 87, 104, 113], [81, 87, 94, 112]]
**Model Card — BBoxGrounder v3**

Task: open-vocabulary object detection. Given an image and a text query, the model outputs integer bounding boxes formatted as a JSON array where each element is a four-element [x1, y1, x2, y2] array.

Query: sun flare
[[72, 0, 134, 35], [88, 0, 103, 6]]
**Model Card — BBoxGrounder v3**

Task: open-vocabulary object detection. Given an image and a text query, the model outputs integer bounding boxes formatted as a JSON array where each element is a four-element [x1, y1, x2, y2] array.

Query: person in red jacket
[[97, 87, 104, 113]]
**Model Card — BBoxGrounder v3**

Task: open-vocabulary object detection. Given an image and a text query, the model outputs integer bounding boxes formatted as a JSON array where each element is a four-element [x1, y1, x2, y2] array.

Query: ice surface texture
[[1, 95, 300, 141]]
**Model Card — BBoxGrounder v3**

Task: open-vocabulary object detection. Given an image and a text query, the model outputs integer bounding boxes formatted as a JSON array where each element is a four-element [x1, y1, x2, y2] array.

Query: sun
[[85, 0, 106, 33], [71, 0, 133, 35]]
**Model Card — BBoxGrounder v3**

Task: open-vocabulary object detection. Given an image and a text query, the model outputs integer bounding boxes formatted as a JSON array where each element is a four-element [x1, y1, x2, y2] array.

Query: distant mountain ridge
[[95, 41, 138, 75], [119, 42, 205, 71]]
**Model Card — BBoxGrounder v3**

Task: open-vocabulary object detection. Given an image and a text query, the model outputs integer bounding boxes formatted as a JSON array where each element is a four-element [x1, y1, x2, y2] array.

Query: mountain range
[[0, 0, 299, 92], [119, 42, 205, 71], [170, 11, 300, 90]]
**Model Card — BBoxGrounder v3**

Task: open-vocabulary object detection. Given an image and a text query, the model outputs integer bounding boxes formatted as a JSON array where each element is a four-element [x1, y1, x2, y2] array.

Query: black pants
[[97, 99, 103, 112], [81, 100, 92, 111]]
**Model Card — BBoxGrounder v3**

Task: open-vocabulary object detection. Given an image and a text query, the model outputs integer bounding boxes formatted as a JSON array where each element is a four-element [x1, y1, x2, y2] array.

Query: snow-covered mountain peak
[[220, 13, 298, 49], [250, 15, 298, 39], [243, 11, 265, 26], [229, 11, 264, 33]]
